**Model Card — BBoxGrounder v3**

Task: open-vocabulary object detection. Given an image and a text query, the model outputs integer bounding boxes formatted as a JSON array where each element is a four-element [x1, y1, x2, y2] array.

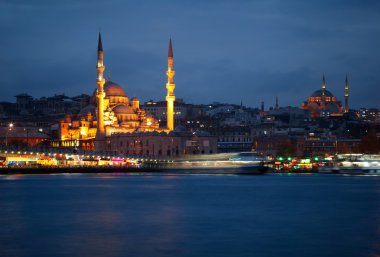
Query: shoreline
[[0, 166, 267, 175]]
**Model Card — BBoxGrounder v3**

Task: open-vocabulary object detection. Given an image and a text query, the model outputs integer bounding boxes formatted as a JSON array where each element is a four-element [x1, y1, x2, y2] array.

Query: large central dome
[[311, 89, 334, 97], [104, 81, 126, 97], [92, 80, 127, 98]]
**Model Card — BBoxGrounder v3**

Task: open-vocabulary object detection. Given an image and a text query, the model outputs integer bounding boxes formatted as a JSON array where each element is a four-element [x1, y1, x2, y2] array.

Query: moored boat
[[141, 152, 269, 175], [334, 154, 380, 175]]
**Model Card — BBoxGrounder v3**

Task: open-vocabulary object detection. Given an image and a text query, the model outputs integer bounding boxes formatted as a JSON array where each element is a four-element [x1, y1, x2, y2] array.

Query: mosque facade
[[53, 33, 175, 151], [52, 33, 217, 156], [301, 75, 349, 118]]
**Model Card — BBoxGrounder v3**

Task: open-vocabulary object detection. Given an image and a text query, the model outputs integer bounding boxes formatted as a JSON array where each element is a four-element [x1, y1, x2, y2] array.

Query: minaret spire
[[166, 37, 176, 131], [321, 74, 326, 107], [275, 96, 279, 109], [168, 37, 173, 58], [98, 32, 103, 52], [344, 74, 349, 113], [95, 32, 106, 150]]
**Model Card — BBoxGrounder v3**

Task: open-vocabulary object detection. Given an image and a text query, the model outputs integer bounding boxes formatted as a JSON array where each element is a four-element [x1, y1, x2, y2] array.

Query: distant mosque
[[54, 33, 177, 151], [301, 75, 349, 118]]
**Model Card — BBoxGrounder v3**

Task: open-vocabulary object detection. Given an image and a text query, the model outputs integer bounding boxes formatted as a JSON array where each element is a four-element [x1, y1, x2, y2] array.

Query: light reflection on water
[[0, 173, 379, 257]]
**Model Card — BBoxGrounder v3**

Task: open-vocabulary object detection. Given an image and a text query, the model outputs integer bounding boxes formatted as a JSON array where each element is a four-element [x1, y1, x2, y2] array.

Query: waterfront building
[[110, 126, 217, 157], [212, 126, 252, 152], [0, 126, 50, 147]]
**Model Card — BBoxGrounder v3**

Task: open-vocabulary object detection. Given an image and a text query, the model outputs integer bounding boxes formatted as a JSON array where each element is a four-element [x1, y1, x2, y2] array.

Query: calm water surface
[[0, 173, 379, 257]]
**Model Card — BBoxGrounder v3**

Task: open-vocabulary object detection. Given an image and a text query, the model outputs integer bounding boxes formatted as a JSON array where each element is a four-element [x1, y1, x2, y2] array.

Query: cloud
[[0, 0, 379, 109]]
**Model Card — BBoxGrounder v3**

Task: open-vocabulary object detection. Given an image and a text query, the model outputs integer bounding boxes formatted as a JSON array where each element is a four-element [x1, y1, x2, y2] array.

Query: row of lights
[[0, 150, 175, 163]]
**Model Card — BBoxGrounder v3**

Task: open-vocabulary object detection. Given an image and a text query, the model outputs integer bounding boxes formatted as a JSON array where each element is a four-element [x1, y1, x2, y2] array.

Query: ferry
[[141, 152, 269, 175], [329, 154, 380, 175]]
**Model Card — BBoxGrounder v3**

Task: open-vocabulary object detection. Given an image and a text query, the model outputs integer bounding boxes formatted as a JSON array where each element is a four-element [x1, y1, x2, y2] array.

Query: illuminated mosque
[[301, 75, 349, 118], [55, 33, 176, 151]]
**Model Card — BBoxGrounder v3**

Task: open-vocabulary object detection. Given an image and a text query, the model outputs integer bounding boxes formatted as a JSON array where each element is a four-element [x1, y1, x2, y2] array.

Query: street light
[[5, 123, 14, 147], [24, 127, 30, 148]]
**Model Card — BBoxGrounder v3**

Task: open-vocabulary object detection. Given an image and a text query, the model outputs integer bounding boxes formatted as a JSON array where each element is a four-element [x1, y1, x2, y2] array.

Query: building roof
[[92, 80, 127, 98], [310, 89, 335, 97], [15, 93, 32, 98], [104, 81, 126, 97]]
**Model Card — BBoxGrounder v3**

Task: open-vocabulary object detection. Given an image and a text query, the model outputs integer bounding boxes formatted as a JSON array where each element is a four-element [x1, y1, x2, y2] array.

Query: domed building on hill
[[301, 75, 349, 118], [52, 33, 217, 155], [53, 36, 161, 151]]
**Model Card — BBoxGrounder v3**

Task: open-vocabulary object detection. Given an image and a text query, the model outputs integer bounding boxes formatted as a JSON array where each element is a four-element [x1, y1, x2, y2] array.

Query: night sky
[[1, 0, 379, 109]]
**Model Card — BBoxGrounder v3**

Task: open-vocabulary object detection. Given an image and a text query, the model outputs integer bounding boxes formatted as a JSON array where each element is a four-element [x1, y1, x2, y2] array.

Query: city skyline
[[1, 0, 380, 108]]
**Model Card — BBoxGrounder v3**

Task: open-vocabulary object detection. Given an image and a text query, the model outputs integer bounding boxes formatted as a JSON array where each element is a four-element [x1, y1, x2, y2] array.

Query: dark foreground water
[[0, 173, 379, 257]]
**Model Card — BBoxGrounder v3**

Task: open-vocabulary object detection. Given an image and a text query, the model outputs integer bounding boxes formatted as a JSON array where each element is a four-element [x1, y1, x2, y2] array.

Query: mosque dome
[[92, 80, 127, 98], [79, 104, 96, 115], [113, 104, 135, 114], [104, 81, 126, 97], [310, 89, 334, 97]]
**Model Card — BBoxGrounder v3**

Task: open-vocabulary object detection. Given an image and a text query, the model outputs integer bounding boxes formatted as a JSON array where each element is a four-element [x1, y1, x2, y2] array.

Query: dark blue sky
[[0, 0, 379, 108]]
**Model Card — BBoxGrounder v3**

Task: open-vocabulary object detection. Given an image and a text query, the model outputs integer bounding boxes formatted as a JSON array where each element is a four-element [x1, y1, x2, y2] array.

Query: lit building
[[53, 34, 216, 156], [0, 126, 50, 147], [54, 33, 163, 151], [301, 75, 349, 118]]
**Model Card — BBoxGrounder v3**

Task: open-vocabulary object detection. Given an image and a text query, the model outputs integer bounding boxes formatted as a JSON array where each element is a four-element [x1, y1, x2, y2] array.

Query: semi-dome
[[79, 104, 96, 115], [311, 89, 334, 97], [112, 104, 135, 114]]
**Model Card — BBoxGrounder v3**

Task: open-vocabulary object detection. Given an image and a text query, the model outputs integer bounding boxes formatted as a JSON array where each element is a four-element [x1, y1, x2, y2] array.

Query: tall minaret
[[95, 32, 106, 145], [344, 75, 349, 113], [275, 96, 279, 109], [166, 38, 176, 131], [321, 74, 326, 107]]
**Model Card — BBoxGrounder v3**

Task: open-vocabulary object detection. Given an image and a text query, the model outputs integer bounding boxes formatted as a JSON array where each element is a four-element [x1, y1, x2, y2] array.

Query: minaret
[[95, 32, 106, 147], [344, 75, 349, 113], [166, 38, 176, 131], [275, 96, 279, 109], [321, 74, 326, 107]]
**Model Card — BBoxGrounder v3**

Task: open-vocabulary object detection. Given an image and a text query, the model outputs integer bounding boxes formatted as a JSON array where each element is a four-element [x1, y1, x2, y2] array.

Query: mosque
[[53, 33, 216, 156], [54, 33, 176, 151], [301, 75, 349, 118]]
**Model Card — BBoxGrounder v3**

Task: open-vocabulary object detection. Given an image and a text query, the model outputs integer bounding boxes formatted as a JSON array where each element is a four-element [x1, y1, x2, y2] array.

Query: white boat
[[335, 154, 380, 175], [141, 152, 269, 174]]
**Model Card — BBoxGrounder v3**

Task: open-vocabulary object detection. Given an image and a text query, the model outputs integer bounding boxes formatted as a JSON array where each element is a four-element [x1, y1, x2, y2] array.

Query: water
[[0, 173, 379, 257]]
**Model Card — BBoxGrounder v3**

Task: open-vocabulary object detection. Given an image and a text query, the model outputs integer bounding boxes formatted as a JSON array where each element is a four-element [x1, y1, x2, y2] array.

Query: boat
[[334, 154, 380, 175], [140, 152, 269, 175]]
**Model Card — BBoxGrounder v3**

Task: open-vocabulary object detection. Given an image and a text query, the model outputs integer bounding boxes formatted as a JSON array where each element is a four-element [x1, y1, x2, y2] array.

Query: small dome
[[311, 89, 334, 97], [113, 104, 135, 114], [79, 104, 96, 115]]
